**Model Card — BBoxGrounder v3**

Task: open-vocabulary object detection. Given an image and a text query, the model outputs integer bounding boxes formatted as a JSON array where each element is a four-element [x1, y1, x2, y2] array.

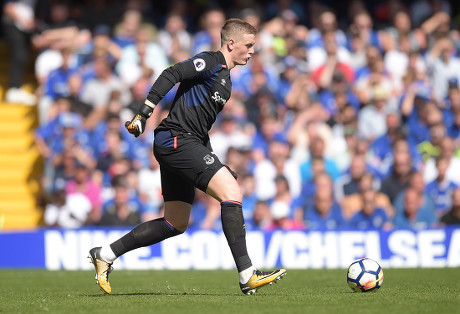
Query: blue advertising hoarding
[[1, 227, 459, 269]]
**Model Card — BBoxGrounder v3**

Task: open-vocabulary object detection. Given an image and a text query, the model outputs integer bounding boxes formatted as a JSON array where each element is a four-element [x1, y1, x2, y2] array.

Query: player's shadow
[[85, 291, 236, 297]]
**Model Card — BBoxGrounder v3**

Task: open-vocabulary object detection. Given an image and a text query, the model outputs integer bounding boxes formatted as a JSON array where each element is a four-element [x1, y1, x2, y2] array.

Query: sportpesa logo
[[193, 58, 206, 71], [211, 91, 227, 106]]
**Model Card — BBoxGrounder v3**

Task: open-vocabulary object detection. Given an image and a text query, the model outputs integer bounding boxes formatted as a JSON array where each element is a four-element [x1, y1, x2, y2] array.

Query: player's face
[[232, 33, 256, 66]]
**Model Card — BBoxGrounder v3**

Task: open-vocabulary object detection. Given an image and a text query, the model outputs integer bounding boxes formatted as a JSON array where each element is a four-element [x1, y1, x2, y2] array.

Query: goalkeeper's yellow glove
[[125, 101, 155, 138]]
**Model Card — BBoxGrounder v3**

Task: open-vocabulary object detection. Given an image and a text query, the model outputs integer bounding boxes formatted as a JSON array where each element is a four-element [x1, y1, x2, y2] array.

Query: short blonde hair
[[220, 18, 257, 46]]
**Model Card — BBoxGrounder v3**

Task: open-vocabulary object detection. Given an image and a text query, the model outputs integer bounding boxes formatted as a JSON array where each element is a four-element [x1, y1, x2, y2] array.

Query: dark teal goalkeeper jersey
[[146, 50, 231, 144]]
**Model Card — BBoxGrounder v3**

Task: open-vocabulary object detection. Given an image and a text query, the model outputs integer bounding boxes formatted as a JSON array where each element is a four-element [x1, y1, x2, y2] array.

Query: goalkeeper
[[89, 18, 286, 295]]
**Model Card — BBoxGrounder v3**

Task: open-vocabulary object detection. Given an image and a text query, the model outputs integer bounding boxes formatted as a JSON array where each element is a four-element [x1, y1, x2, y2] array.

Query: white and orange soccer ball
[[347, 258, 384, 292]]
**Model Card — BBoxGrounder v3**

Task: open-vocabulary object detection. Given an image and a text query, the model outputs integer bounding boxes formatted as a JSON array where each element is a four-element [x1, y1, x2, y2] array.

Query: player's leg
[[206, 167, 251, 272], [206, 167, 287, 295], [106, 201, 191, 259], [89, 166, 194, 294]]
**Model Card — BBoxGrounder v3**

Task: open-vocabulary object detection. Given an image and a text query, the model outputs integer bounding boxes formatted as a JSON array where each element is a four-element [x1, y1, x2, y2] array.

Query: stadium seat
[[0, 103, 43, 230]]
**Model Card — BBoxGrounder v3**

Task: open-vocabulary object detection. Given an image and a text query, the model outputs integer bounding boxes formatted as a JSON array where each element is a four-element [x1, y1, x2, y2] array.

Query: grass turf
[[0, 268, 459, 314]]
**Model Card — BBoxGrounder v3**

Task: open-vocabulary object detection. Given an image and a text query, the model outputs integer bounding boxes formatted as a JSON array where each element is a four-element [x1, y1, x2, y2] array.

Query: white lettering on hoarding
[[309, 232, 338, 269], [447, 230, 460, 267], [265, 231, 283, 268], [418, 230, 446, 267], [190, 231, 219, 269], [45, 230, 127, 270], [280, 231, 309, 269], [246, 232, 264, 269], [45, 231, 78, 270], [162, 234, 191, 270], [123, 247, 152, 270], [40, 229, 459, 270], [365, 231, 382, 264], [388, 230, 418, 267], [339, 232, 366, 268]]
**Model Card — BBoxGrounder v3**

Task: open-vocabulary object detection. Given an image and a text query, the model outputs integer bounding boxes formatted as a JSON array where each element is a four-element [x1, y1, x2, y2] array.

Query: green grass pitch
[[0, 268, 459, 314]]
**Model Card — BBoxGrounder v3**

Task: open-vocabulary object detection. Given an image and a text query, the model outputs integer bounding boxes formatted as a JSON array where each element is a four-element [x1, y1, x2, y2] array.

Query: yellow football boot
[[239, 269, 287, 295], [88, 247, 113, 294]]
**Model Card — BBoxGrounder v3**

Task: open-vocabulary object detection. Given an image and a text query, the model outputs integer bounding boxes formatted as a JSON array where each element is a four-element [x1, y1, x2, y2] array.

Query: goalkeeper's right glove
[[125, 102, 154, 138]]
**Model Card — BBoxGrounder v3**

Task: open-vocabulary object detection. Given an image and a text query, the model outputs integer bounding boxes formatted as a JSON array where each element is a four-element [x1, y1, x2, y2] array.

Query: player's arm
[[125, 53, 220, 137]]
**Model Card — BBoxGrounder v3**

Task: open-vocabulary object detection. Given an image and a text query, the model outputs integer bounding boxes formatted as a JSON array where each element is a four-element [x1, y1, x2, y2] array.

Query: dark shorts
[[153, 130, 224, 204]]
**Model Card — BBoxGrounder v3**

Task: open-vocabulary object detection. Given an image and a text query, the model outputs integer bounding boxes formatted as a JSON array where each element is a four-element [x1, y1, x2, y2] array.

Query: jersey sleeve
[[146, 52, 222, 105]]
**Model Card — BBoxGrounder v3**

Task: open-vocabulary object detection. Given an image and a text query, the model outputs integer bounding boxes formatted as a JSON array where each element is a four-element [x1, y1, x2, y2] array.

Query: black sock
[[110, 218, 182, 257], [221, 201, 253, 272]]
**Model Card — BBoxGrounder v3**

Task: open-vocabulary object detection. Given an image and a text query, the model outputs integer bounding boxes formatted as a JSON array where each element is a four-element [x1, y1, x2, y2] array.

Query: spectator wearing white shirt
[[137, 154, 162, 221], [209, 114, 252, 163], [357, 85, 392, 142], [116, 24, 169, 85], [157, 14, 192, 63], [425, 37, 460, 100], [424, 136, 460, 186], [44, 190, 92, 228], [253, 139, 301, 201], [80, 56, 131, 109]]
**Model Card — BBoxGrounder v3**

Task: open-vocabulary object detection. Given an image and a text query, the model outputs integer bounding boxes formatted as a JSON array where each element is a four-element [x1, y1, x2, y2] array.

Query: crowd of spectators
[[4, 0, 460, 230]]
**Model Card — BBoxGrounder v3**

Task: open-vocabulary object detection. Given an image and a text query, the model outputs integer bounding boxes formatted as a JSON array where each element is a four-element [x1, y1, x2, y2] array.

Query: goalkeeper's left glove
[[125, 101, 155, 138]]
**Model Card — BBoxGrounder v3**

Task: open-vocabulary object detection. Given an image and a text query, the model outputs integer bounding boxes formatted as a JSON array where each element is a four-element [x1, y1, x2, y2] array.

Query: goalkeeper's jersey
[[146, 50, 231, 144]]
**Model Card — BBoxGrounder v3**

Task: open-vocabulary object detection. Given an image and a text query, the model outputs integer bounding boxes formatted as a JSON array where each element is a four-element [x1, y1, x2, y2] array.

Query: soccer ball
[[347, 258, 384, 292]]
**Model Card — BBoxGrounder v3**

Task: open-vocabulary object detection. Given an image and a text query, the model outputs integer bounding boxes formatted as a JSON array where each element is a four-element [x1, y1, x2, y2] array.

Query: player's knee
[[164, 217, 188, 233], [220, 184, 243, 203], [173, 222, 188, 233]]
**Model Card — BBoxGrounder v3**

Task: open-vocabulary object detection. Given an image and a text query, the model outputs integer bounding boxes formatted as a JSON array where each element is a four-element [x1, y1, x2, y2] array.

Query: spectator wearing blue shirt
[[370, 113, 406, 176], [233, 51, 280, 100], [318, 87, 360, 118], [302, 189, 345, 230], [297, 163, 331, 211], [394, 171, 436, 217], [44, 47, 76, 100], [300, 136, 340, 183], [189, 190, 221, 230], [441, 85, 460, 131], [447, 105, 460, 139], [354, 45, 381, 80], [79, 24, 121, 66], [307, 9, 347, 50], [349, 190, 392, 230], [346, 11, 384, 55], [241, 173, 258, 222], [35, 111, 93, 164], [246, 200, 273, 231], [39, 47, 77, 124], [112, 10, 141, 49], [251, 115, 283, 160], [400, 84, 437, 146], [91, 113, 138, 163], [95, 130, 135, 188], [276, 55, 303, 106], [425, 156, 458, 217], [190, 8, 225, 55], [393, 187, 437, 229]]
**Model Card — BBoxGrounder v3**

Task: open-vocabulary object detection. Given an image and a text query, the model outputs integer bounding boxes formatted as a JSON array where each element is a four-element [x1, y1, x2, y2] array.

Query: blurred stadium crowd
[[4, 0, 460, 230]]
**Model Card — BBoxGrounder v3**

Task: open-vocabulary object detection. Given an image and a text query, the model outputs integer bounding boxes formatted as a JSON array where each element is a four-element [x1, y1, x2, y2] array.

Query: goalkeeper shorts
[[153, 130, 225, 204]]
